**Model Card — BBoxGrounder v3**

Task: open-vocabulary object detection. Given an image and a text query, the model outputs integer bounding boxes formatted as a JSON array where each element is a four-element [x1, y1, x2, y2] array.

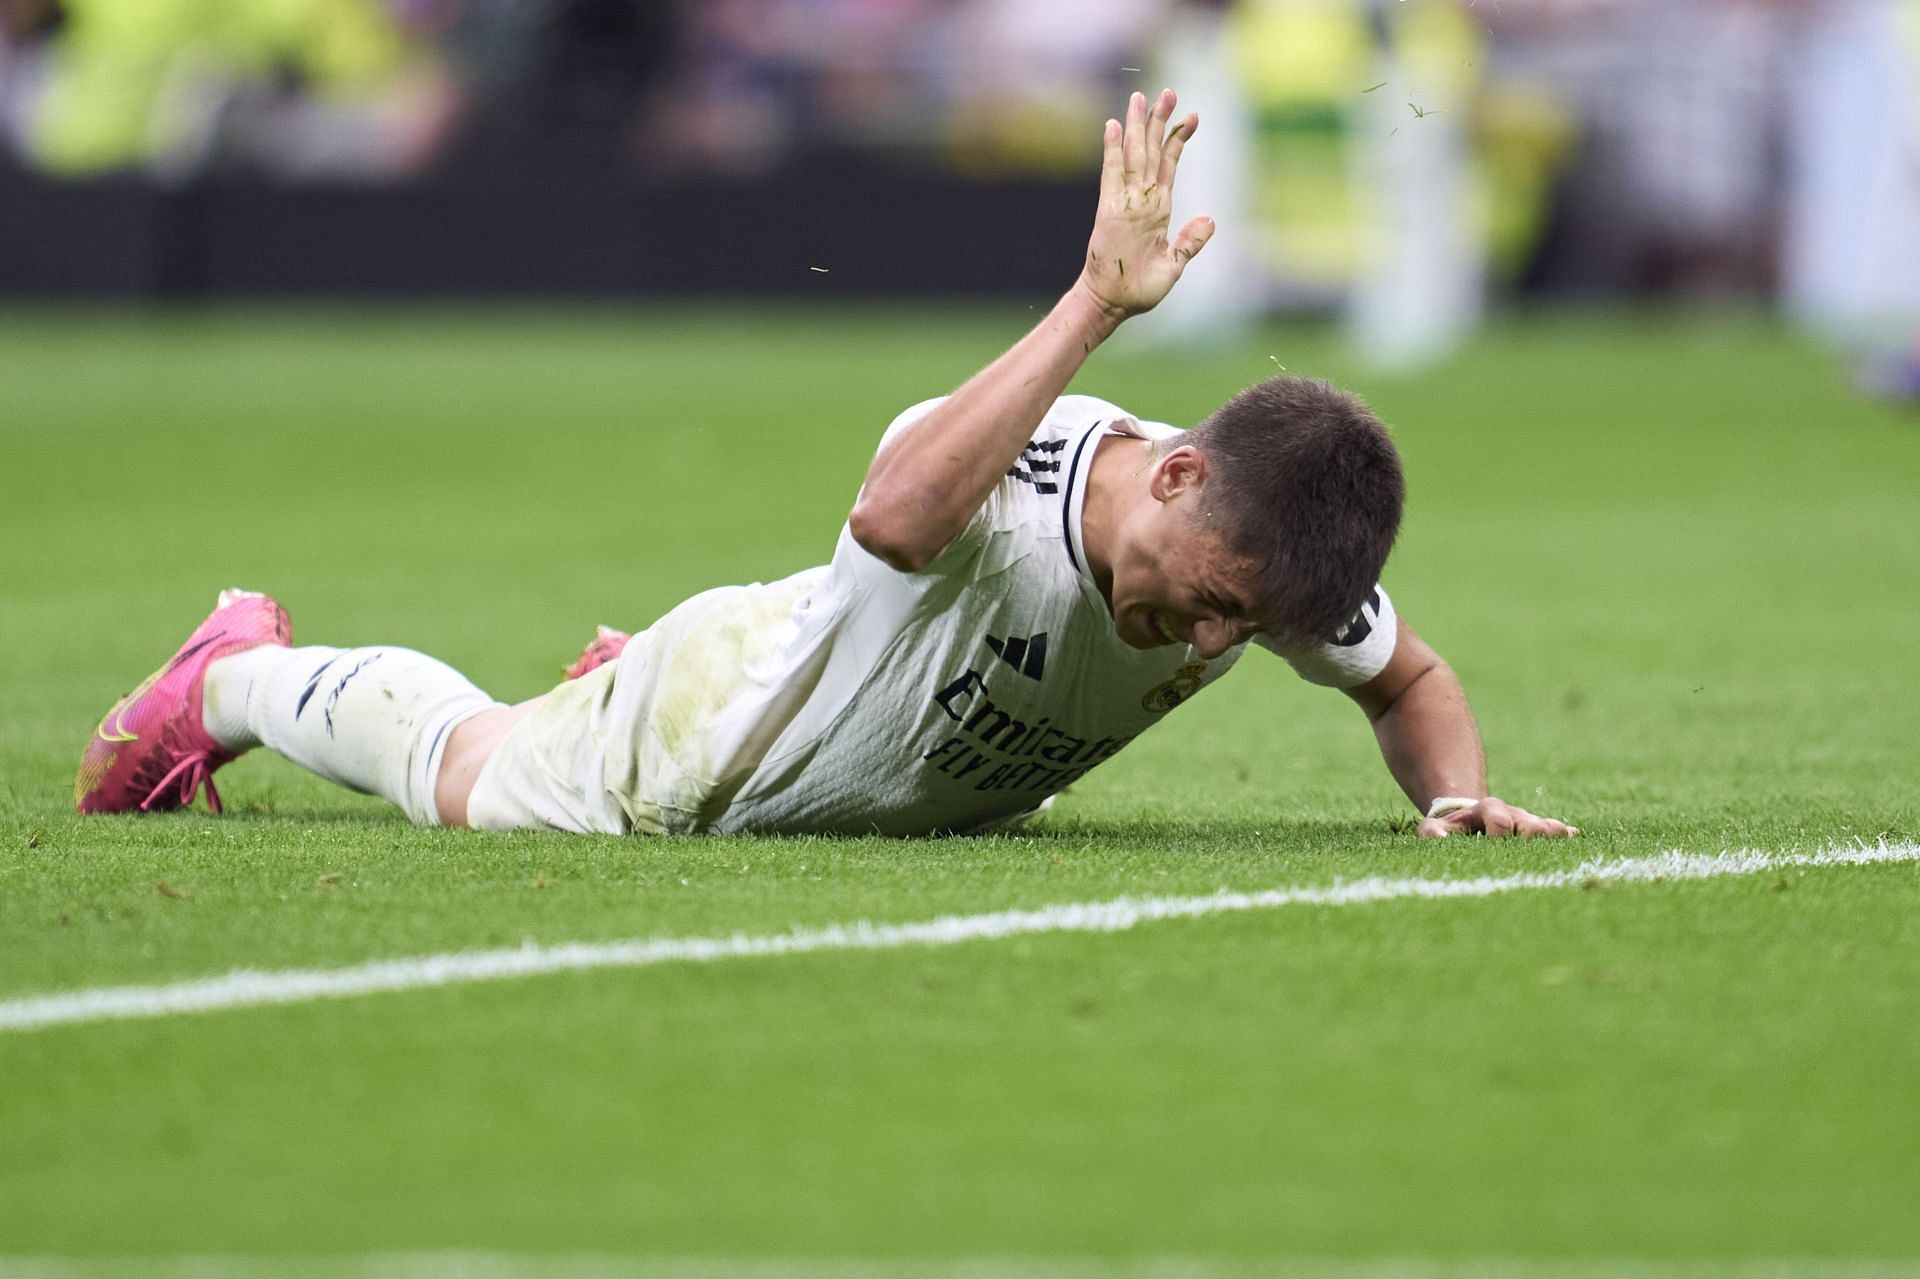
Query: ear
[[1148, 444, 1210, 505]]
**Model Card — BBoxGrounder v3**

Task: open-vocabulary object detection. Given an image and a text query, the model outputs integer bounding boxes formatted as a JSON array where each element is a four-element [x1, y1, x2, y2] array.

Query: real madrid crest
[[1141, 662, 1208, 713]]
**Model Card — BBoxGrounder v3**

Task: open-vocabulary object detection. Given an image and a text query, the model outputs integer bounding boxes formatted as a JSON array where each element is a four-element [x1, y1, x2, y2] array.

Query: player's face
[[1108, 475, 1268, 660]]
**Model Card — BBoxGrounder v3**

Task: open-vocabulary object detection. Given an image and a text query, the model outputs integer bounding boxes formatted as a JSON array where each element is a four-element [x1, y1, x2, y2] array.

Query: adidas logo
[[1007, 437, 1066, 494], [985, 631, 1048, 680], [1331, 587, 1384, 648]]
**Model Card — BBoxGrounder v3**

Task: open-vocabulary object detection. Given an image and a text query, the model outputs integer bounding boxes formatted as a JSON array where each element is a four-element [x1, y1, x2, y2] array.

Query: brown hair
[[1182, 376, 1404, 648]]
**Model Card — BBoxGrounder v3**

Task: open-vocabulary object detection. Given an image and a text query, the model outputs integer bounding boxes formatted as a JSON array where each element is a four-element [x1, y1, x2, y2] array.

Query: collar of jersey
[[1062, 417, 1143, 589]]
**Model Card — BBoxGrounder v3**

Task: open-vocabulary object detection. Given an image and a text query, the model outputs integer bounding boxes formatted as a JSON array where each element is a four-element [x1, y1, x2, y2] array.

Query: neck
[[1080, 434, 1152, 607]]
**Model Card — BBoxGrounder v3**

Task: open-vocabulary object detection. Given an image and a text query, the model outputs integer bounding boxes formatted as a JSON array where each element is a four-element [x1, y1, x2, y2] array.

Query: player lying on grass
[[77, 90, 1575, 841]]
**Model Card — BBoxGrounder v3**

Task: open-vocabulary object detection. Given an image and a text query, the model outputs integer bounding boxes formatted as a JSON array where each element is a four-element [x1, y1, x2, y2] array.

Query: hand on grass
[[1075, 89, 1213, 320], [1418, 797, 1579, 839]]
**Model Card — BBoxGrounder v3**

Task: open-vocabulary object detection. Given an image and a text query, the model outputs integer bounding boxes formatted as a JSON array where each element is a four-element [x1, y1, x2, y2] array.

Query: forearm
[[850, 281, 1123, 570], [1370, 660, 1487, 812], [851, 89, 1210, 572]]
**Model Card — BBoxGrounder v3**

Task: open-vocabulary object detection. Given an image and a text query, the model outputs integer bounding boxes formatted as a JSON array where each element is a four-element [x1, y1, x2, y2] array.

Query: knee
[[434, 699, 539, 827]]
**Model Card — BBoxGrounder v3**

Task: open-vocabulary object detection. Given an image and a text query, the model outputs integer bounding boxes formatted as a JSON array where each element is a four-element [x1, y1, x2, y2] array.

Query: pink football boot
[[75, 589, 292, 815], [564, 625, 630, 680]]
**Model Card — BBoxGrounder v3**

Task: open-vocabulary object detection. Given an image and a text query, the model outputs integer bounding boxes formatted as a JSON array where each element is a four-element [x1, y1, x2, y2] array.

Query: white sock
[[202, 645, 501, 826], [201, 646, 282, 749]]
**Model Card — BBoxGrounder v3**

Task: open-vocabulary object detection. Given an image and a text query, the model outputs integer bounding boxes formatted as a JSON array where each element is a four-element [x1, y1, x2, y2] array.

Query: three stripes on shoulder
[[1008, 438, 1067, 495]]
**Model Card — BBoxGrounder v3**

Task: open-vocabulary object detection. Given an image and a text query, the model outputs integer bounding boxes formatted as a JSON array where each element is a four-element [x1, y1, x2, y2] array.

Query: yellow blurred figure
[[1229, 0, 1373, 294], [1228, 0, 1533, 295], [33, 0, 411, 175]]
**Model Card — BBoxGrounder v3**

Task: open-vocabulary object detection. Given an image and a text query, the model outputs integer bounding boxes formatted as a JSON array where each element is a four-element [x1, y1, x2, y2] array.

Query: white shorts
[[465, 572, 825, 836], [464, 659, 629, 835]]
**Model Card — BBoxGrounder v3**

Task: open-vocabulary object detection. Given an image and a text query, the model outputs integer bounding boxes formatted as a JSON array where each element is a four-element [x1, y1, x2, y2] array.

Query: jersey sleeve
[[854, 396, 1011, 576], [1256, 585, 1398, 688], [873, 396, 948, 453]]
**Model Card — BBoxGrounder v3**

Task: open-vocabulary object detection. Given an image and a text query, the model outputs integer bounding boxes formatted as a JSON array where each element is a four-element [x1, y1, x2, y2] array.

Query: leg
[[434, 699, 541, 827], [426, 621, 630, 826], [205, 642, 506, 825], [79, 589, 540, 827]]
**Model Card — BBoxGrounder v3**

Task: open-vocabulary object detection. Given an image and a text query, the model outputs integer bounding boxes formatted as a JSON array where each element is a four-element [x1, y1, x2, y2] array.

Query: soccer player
[[76, 90, 1576, 842]]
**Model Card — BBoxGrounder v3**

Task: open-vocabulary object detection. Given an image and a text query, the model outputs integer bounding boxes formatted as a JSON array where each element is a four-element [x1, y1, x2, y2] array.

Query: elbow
[[849, 498, 940, 572]]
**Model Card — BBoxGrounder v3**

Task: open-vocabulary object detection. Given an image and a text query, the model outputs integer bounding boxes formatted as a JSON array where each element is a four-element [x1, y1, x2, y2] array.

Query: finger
[[1477, 798, 1516, 837], [1170, 214, 1214, 268], [1100, 117, 1123, 201], [1526, 813, 1579, 839], [1142, 88, 1175, 184], [1157, 111, 1199, 191], [1512, 807, 1555, 838], [1416, 817, 1453, 838], [1123, 91, 1147, 183]]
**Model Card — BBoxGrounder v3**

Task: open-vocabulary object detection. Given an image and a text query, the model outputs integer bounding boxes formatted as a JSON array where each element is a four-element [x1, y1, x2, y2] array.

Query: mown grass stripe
[[3, 1255, 1920, 1278], [2, 842, 1913, 1035]]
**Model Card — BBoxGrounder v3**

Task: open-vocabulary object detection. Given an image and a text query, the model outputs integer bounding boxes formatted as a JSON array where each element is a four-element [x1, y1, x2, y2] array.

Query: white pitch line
[[2, 841, 1914, 1035]]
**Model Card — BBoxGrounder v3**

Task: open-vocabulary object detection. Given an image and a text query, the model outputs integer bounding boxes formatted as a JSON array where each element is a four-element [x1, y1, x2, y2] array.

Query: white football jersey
[[465, 395, 1398, 837]]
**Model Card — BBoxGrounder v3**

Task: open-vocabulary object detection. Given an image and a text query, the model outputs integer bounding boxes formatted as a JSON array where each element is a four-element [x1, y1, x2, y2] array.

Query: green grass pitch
[[1, 305, 1917, 1275]]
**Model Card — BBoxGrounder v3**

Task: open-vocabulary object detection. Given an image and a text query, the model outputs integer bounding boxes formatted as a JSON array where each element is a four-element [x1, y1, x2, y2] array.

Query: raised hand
[[1076, 89, 1213, 319]]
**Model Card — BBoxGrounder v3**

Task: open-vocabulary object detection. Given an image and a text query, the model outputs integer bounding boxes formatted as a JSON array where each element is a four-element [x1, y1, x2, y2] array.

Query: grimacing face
[[1105, 448, 1270, 660]]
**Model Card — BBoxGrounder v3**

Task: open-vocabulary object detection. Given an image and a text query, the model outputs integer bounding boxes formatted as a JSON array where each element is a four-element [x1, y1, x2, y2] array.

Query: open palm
[[1079, 89, 1214, 318]]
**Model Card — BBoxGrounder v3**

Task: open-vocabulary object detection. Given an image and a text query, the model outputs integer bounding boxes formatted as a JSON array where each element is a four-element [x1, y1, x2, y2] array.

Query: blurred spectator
[[442, 0, 675, 175], [0, 0, 1911, 329], [640, 0, 822, 174], [1347, 0, 1488, 369], [1125, 0, 1261, 347], [1481, 0, 1796, 298], [940, 0, 1166, 173], [5, 0, 458, 180], [0, 0, 60, 162], [637, 0, 1166, 176], [1781, 0, 1920, 340]]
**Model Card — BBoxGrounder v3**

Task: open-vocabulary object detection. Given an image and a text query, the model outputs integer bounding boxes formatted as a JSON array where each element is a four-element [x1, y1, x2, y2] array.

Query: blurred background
[[1, 0, 1916, 378]]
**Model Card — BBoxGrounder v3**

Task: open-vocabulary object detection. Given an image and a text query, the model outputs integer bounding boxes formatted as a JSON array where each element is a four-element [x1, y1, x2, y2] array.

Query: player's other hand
[[1417, 797, 1580, 839], [1075, 89, 1213, 320]]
